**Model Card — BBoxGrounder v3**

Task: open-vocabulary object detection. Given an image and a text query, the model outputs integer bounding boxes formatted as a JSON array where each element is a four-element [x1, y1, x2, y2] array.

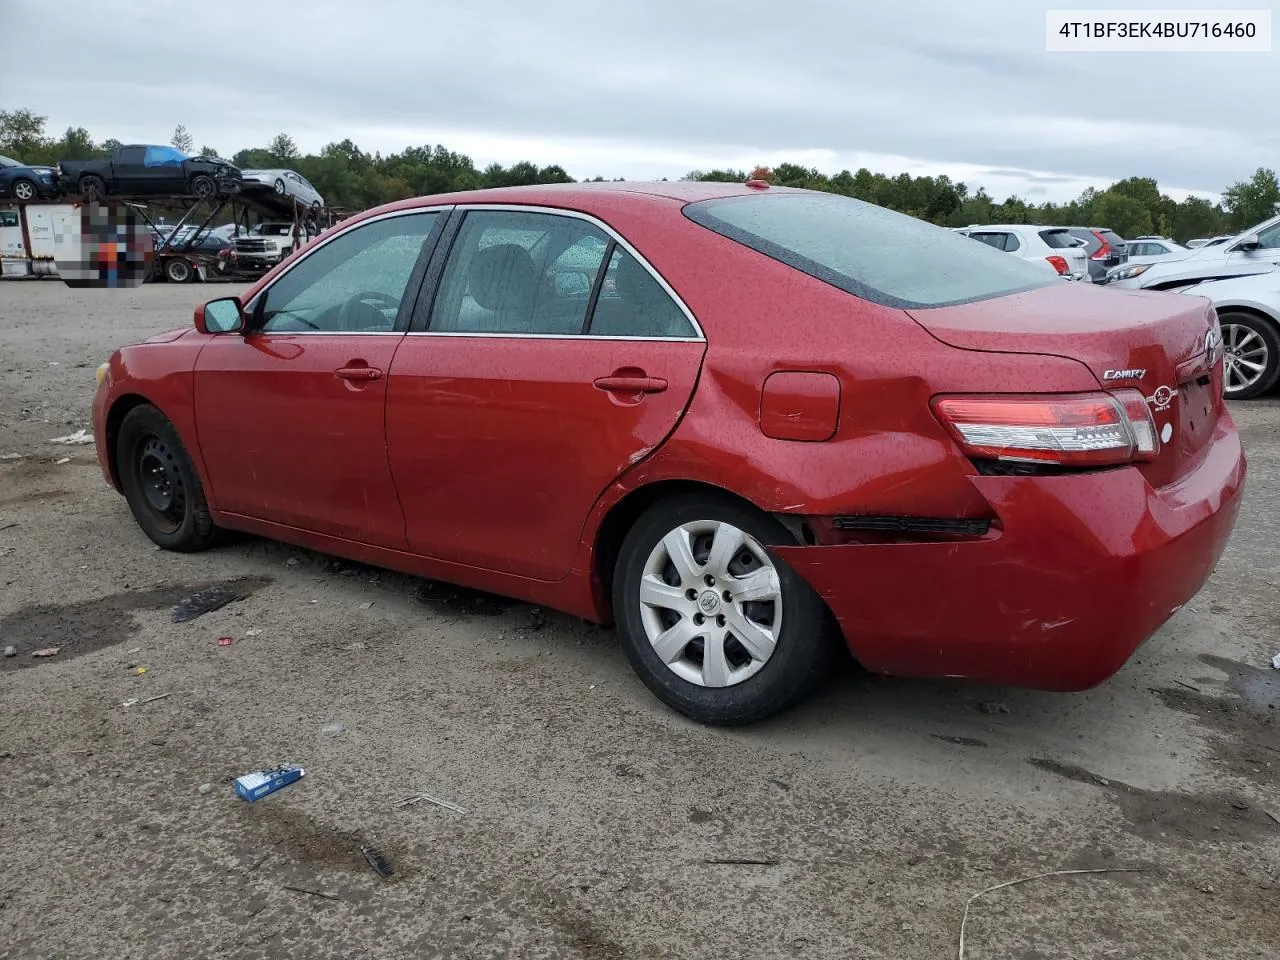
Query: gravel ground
[[1, 280, 1277, 960]]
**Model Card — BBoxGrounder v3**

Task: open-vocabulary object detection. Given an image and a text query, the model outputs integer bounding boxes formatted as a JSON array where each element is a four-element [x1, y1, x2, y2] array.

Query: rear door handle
[[336, 365, 383, 382], [593, 375, 667, 394]]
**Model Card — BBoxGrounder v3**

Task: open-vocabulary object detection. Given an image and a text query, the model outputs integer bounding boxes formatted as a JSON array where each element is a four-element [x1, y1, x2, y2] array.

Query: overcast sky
[[2, 0, 1275, 203]]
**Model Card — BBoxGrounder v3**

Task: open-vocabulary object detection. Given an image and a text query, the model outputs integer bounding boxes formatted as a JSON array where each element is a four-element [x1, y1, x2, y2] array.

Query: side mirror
[[195, 297, 244, 334], [1235, 234, 1261, 251]]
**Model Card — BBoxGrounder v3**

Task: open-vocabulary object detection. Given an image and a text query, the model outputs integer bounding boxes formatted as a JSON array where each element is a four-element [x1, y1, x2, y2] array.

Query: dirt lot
[[1, 281, 1277, 960]]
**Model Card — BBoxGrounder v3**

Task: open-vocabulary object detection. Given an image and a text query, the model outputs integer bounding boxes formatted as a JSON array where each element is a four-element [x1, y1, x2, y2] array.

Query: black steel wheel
[[190, 174, 216, 199], [117, 404, 218, 551]]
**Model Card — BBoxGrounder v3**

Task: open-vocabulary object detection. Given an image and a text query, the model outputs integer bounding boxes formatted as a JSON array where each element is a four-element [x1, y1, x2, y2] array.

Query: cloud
[[0, 0, 1268, 203]]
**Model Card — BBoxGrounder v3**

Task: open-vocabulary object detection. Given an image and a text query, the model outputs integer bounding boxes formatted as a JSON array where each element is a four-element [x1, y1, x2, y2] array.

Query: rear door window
[[686, 193, 1053, 308]]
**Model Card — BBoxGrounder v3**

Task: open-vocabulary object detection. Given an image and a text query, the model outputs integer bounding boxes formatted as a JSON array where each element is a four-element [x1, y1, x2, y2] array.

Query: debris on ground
[[358, 601, 374, 610], [216, 636, 234, 647], [704, 857, 777, 866], [393, 791, 467, 814], [1271, 652, 1280, 669], [245, 629, 262, 638], [54, 458, 70, 465], [956, 868, 1147, 959], [361, 844, 394, 878], [198, 783, 214, 795], [281, 884, 340, 901], [321, 722, 344, 734], [1265, 810, 1280, 827], [235, 764, 305, 802], [3, 646, 16, 658], [131, 666, 148, 676], [1174, 679, 1202, 692], [48, 429, 93, 445], [0, 453, 22, 461], [978, 701, 1009, 715], [171, 586, 248, 623], [31, 647, 61, 658], [121, 693, 173, 708]]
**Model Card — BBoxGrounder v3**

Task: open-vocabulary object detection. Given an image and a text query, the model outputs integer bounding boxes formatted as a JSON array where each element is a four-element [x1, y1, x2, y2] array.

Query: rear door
[[386, 207, 706, 581], [194, 209, 445, 546]]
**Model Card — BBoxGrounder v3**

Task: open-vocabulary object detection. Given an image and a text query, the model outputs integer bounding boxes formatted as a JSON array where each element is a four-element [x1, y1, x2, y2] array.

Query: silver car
[[1182, 271, 1280, 399], [1107, 214, 1280, 289], [241, 168, 325, 209]]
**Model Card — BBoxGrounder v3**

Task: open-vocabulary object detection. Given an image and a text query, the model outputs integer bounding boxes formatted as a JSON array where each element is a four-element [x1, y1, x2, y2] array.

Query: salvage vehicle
[[1179, 271, 1280, 399], [240, 168, 325, 209], [91, 182, 1246, 724], [0, 154, 58, 200], [230, 220, 317, 272], [1106, 213, 1280, 290], [59, 145, 242, 201]]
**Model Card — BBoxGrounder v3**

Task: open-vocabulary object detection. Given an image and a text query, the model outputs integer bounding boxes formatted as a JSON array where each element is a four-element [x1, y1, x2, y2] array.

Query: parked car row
[[952, 224, 1121, 282]]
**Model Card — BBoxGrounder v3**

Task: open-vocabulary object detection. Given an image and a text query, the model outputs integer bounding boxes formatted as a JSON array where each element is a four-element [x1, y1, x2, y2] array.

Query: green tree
[[170, 124, 194, 153], [267, 133, 300, 163], [198, 145, 220, 158], [0, 108, 49, 159], [1091, 191, 1153, 238], [1222, 168, 1280, 231]]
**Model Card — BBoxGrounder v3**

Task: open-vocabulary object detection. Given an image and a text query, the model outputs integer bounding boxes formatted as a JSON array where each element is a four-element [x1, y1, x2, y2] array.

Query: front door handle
[[336, 365, 383, 382], [593, 375, 667, 394]]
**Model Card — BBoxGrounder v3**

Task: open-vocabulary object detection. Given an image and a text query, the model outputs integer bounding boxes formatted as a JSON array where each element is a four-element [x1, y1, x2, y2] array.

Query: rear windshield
[[1100, 230, 1126, 246], [1039, 229, 1078, 249], [683, 192, 1053, 309]]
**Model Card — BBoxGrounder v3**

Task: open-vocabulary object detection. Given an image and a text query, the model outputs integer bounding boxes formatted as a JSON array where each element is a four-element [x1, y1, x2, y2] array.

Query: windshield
[[684, 191, 1054, 309]]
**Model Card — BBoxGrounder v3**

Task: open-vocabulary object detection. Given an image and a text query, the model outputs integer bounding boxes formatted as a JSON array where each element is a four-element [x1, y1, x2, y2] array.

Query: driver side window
[[1256, 222, 1280, 250], [256, 212, 438, 333]]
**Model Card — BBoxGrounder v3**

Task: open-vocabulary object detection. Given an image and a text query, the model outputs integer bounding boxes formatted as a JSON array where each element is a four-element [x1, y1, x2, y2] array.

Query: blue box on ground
[[235, 765, 305, 801]]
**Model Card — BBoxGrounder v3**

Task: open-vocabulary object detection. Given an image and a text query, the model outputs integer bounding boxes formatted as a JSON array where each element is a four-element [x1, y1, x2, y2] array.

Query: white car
[[241, 168, 325, 209], [1182, 271, 1280, 399], [1125, 236, 1189, 266], [1107, 214, 1280, 290], [953, 224, 1089, 280]]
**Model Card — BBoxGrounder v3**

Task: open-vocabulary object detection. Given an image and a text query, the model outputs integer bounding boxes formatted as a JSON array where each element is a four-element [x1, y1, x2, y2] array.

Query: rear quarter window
[[683, 192, 1053, 309], [1039, 230, 1078, 249]]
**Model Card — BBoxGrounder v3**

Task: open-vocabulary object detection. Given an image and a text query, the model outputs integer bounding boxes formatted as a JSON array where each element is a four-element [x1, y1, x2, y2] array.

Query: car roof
[[336, 181, 787, 228]]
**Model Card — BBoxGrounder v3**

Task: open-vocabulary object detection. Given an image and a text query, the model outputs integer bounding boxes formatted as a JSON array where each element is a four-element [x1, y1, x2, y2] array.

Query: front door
[[1224, 218, 1280, 276], [386, 208, 706, 580], [193, 209, 444, 546]]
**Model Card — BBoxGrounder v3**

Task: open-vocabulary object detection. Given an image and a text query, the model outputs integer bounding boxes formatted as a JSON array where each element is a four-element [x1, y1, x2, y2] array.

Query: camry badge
[[1103, 368, 1146, 381], [1146, 385, 1178, 412]]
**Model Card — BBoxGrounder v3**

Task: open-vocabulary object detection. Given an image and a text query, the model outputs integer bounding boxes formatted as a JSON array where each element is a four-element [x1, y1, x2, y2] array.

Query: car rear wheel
[[1219, 311, 1280, 400], [612, 492, 831, 725], [190, 175, 216, 199], [79, 175, 106, 201], [164, 258, 193, 283], [117, 405, 218, 551], [12, 178, 36, 201]]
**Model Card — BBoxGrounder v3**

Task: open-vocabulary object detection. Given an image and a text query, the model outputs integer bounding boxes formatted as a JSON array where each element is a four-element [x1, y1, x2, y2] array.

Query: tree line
[[3, 107, 1277, 243]]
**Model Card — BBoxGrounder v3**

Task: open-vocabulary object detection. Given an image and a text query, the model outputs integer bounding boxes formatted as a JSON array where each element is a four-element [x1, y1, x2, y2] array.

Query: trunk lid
[[908, 283, 1223, 487]]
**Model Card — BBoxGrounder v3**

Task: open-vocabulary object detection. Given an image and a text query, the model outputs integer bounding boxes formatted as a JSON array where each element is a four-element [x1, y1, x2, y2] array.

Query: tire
[[274, 178, 286, 195], [164, 258, 193, 283], [12, 178, 37, 201], [612, 492, 831, 725], [117, 405, 218, 552], [190, 174, 216, 199], [1219, 311, 1280, 401], [79, 174, 107, 201]]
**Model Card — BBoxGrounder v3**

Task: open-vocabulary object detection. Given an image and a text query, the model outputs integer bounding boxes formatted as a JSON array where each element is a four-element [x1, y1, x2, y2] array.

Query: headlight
[[1109, 264, 1151, 282], [95, 362, 110, 385]]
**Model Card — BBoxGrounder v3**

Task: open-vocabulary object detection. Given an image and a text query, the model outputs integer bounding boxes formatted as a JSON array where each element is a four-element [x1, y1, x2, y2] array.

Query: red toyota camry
[[92, 181, 1246, 724]]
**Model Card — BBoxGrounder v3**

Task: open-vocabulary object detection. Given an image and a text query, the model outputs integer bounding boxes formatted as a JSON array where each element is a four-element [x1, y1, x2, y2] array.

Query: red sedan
[[92, 181, 1246, 724]]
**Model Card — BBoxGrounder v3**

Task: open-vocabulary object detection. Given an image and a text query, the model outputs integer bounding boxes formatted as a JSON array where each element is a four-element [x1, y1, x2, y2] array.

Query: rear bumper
[[774, 418, 1246, 691]]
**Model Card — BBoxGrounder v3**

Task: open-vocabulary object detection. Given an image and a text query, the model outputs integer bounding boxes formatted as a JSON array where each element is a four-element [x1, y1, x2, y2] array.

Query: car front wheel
[[117, 404, 218, 551], [612, 493, 832, 725], [1219, 311, 1280, 400], [12, 178, 36, 201], [190, 175, 215, 199]]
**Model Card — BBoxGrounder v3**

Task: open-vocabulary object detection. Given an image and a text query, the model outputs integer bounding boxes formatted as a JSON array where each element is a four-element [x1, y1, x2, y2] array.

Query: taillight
[[1045, 255, 1070, 275], [1090, 230, 1112, 261], [932, 391, 1159, 468]]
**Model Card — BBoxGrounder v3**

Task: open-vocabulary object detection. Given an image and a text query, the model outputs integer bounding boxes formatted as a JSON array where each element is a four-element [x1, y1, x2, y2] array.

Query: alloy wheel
[[1221, 321, 1271, 395], [638, 520, 782, 688], [13, 180, 35, 201]]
